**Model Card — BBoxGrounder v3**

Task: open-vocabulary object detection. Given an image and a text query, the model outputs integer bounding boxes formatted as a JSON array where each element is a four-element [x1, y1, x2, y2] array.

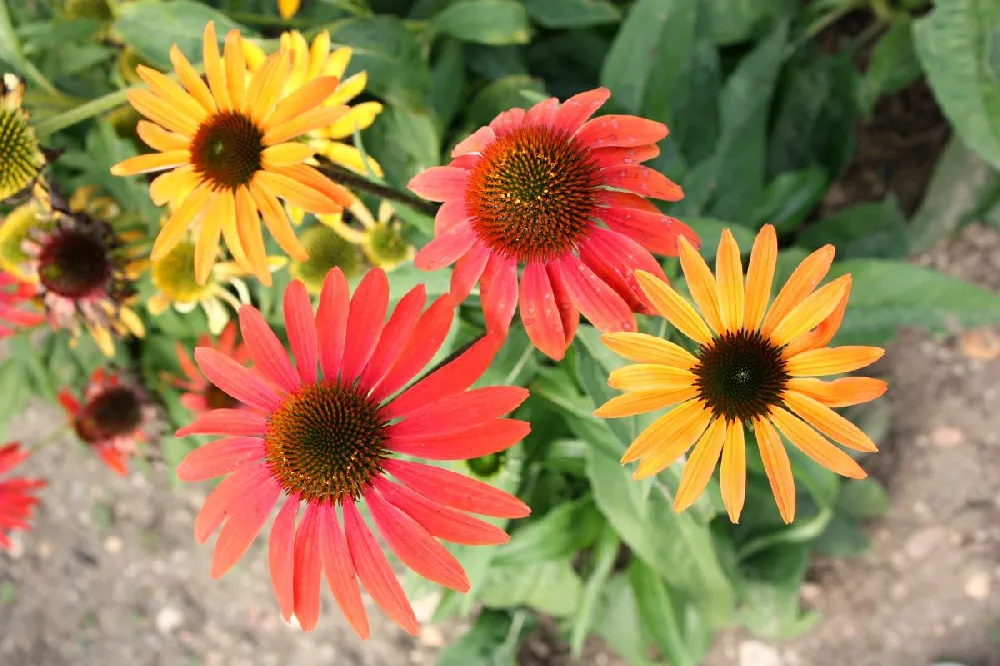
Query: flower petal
[[358, 285, 426, 393], [194, 346, 282, 413], [520, 261, 567, 361], [239, 304, 300, 393], [715, 229, 745, 333], [556, 87, 610, 133], [176, 409, 267, 437], [376, 478, 509, 546], [760, 245, 835, 338], [434, 199, 474, 235], [596, 191, 699, 256], [601, 165, 683, 201], [176, 436, 265, 481], [194, 464, 269, 543], [317, 267, 350, 380], [269, 497, 299, 621], [579, 226, 666, 316], [785, 346, 885, 377], [388, 419, 530, 460], [608, 364, 697, 392], [383, 459, 530, 518], [673, 417, 727, 513], [753, 417, 795, 524], [555, 253, 636, 334], [719, 422, 746, 522], [769, 275, 850, 348], [786, 377, 887, 408], [318, 503, 370, 639], [677, 236, 722, 333], [284, 280, 319, 384], [388, 387, 529, 439], [594, 387, 698, 418], [632, 404, 713, 479], [451, 242, 491, 301], [548, 264, 579, 347], [590, 145, 660, 169], [634, 270, 713, 345], [480, 254, 518, 335], [781, 282, 851, 358], [292, 502, 323, 631], [341, 268, 390, 384], [408, 167, 469, 202], [600, 332, 698, 369], [744, 224, 777, 331], [414, 221, 477, 271], [110, 150, 189, 176], [621, 399, 706, 464], [769, 407, 867, 479], [211, 475, 281, 578], [452, 126, 496, 157], [576, 115, 666, 148], [783, 390, 878, 452]]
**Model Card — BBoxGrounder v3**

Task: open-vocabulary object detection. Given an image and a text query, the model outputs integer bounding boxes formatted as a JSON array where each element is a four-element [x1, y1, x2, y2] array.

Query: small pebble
[[930, 425, 965, 448], [155, 606, 184, 635], [739, 640, 783, 666], [964, 571, 991, 600]]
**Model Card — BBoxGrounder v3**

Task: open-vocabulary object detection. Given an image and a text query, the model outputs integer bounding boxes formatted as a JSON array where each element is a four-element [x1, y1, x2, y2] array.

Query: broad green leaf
[[863, 20, 923, 113], [799, 197, 909, 259], [570, 525, 620, 657], [751, 165, 829, 232], [908, 136, 1000, 253], [384, 106, 441, 170], [480, 559, 584, 616], [629, 560, 698, 666], [523, 0, 620, 28], [464, 74, 545, 130], [0, 2, 57, 93], [600, 0, 676, 114], [477, 325, 539, 388], [828, 259, 1000, 344], [595, 576, 664, 666], [115, 1, 247, 68], [0, 358, 28, 440], [813, 512, 871, 557], [837, 478, 890, 518], [913, 0, 1000, 170], [738, 544, 820, 639], [683, 218, 757, 258], [492, 496, 602, 566], [705, 0, 796, 45], [432, 0, 531, 45], [436, 610, 531, 666], [431, 38, 466, 131]]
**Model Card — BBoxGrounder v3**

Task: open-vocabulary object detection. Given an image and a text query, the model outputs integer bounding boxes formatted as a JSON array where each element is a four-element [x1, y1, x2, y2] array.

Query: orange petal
[[263, 105, 347, 145], [266, 76, 342, 130], [273, 164, 356, 208], [594, 386, 698, 418], [248, 179, 309, 261], [220, 193, 251, 273], [136, 120, 189, 152], [244, 51, 287, 123], [600, 332, 698, 369], [769, 275, 850, 348], [769, 406, 867, 479], [783, 390, 878, 452], [785, 346, 885, 377], [678, 236, 722, 333], [635, 270, 713, 346], [224, 30, 246, 111], [203, 21, 231, 110], [110, 151, 188, 176], [786, 377, 887, 408], [195, 193, 227, 285], [631, 405, 714, 477], [753, 416, 795, 524], [152, 184, 213, 261], [672, 417, 727, 512], [621, 399, 707, 464], [744, 224, 777, 331], [760, 245, 835, 338], [149, 166, 197, 206], [126, 89, 198, 135], [170, 44, 216, 114], [719, 421, 746, 522], [715, 229, 744, 333], [254, 170, 341, 215], [234, 185, 271, 286], [782, 282, 851, 358], [136, 65, 206, 125], [608, 364, 697, 392]]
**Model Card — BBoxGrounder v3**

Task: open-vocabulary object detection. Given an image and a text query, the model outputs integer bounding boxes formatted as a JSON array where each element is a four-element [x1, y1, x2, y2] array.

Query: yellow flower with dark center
[[244, 30, 382, 224], [149, 238, 285, 334], [289, 223, 361, 294], [110, 22, 356, 287], [319, 200, 414, 272], [0, 74, 45, 203], [595, 225, 887, 524]]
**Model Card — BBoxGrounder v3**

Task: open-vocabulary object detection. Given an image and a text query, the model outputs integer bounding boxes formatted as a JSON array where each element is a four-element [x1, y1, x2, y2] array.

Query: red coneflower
[[58, 369, 157, 476], [0, 271, 45, 336], [408, 88, 698, 360], [0, 442, 44, 551], [171, 321, 248, 413], [176, 268, 531, 636]]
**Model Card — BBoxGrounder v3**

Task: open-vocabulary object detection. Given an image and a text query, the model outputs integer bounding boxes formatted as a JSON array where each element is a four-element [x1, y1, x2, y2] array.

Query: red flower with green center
[[170, 321, 248, 413], [175, 268, 531, 636], [408, 88, 698, 360], [0, 442, 44, 551]]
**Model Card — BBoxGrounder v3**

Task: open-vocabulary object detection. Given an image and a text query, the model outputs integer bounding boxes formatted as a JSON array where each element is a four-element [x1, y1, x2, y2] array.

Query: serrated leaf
[[433, 0, 531, 45]]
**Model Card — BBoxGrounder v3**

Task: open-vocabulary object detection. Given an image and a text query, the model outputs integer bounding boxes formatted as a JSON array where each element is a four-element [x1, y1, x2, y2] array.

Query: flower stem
[[316, 161, 439, 218], [34, 88, 130, 138]]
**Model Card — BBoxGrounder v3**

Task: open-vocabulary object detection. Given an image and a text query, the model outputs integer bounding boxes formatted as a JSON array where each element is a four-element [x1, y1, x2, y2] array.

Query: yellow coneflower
[[319, 200, 414, 272], [110, 22, 356, 286], [0, 73, 46, 204], [289, 223, 361, 294], [0, 201, 50, 280], [244, 30, 382, 224], [595, 225, 887, 524]]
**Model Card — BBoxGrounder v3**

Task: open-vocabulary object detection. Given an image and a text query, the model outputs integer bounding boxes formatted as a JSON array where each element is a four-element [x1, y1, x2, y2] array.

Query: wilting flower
[[409, 88, 697, 360], [0, 271, 45, 336], [595, 225, 886, 523], [289, 223, 361, 294], [176, 268, 531, 635], [59, 369, 157, 476], [0, 73, 46, 204], [170, 322, 248, 414], [110, 22, 355, 286], [244, 30, 383, 225], [21, 207, 144, 357], [319, 200, 414, 272], [149, 237, 285, 335], [277, 0, 300, 19], [0, 442, 45, 551]]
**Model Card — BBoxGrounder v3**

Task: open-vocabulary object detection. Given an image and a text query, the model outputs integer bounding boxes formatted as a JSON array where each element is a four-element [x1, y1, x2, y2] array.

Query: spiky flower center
[[367, 222, 409, 265], [466, 451, 505, 479], [191, 111, 264, 190], [466, 125, 600, 262], [293, 225, 361, 291], [264, 380, 387, 503], [204, 384, 238, 410], [74, 386, 143, 444], [151, 240, 211, 302], [693, 329, 790, 423], [38, 228, 112, 299], [0, 204, 47, 276], [0, 108, 43, 201]]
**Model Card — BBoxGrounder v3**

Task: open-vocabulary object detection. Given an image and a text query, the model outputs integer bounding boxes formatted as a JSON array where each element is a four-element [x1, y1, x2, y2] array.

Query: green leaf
[[432, 0, 531, 45], [837, 478, 890, 518], [799, 197, 909, 259], [595, 576, 664, 666], [492, 496, 602, 566], [114, 1, 248, 68], [480, 560, 584, 616], [600, 0, 677, 114], [908, 136, 1000, 253], [431, 38, 465, 131], [0, 358, 29, 440], [828, 259, 1000, 344], [863, 20, 923, 113], [705, 0, 796, 46], [477, 325, 539, 388], [683, 218, 758, 258], [570, 525, 620, 657], [0, 2, 58, 94], [628, 560, 698, 666], [751, 165, 829, 232], [384, 106, 441, 170], [464, 74, 545, 130], [523, 0, 620, 29], [813, 512, 871, 557], [350, 263, 451, 301], [436, 610, 532, 666], [738, 544, 821, 639], [913, 0, 1000, 170]]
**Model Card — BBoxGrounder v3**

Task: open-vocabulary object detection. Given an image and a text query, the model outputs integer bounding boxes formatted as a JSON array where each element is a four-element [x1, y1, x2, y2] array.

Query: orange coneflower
[[110, 22, 355, 286], [595, 225, 886, 524], [175, 268, 531, 635], [170, 321, 249, 414], [408, 88, 698, 360], [0, 442, 45, 551]]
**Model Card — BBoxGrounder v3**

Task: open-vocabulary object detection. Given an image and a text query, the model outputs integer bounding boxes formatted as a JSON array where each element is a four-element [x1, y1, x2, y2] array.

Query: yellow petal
[[608, 364, 697, 393], [234, 185, 271, 286], [769, 275, 850, 348], [328, 71, 368, 107], [635, 270, 714, 346], [249, 179, 309, 261], [325, 47, 352, 79], [601, 332, 698, 369], [195, 193, 227, 285], [673, 417, 727, 513], [715, 228, 744, 333], [307, 32, 332, 81], [783, 390, 878, 452], [316, 140, 384, 177], [148, 292, 171, 315], [622, 399, 707, 465], [149, 166, 197, 207], [244, 52, 288, 125], [273, 163, 356, 208], [769, 406, 867, 479], [255, 169, 342, 215], [781, 282, 851, 358], [152, 185, 212, 261], [594, 386, 698, 418], [267, 76, 343, 130], [632, 406, 714, 479], [136, 65, 206, 125], [785, 346, 885, 377], [170, 44, 216, 114], [119, 307, 145, 337], [786, 377, 887, 408], [242, 39, 267, 72], [324, 101, 383, 139], [263, 105, 347, 145], [261, 143, 315, 169], [126, 89, 198, 135], [761, 245, 835, 338], [678, 236, 722, 334], [110, 151, 188, 176], [224, 30, 246, 112], [753, 416, 795, 524], [719, 422, 746, 522], [202, 21, 231, 110], [136, 120, 188, 152], [278, 0, 301, 20], [744, 224, 777, 331]]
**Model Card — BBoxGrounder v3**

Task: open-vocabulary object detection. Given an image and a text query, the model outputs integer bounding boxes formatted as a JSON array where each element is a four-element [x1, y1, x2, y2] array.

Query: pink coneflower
[[176, 268, 531, 636], [408, 88, 698, 360], [170, 321, 248, 413], [0, 442, 44, 551]]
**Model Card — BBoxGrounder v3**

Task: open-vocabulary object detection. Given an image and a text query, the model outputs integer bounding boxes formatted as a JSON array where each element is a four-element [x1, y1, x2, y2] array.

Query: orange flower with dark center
[[409, 88, 698, 360], [171, 321, 247, 414], [0, 443, 45, 551], [0, 272, 44, 337]]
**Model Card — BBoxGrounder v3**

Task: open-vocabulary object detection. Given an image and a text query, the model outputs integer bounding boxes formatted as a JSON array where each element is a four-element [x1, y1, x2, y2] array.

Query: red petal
[[0, 303, 44, 326], [596, 196, 698, 256], [383, 459, 530, 518], [519, 261, 567, 360], [386, 334, 502, 419], [388, 419, 530, 460], [451, 126, 495, 157], [239, 305, 299, 394], [285, 280, 318, 384], [579, 227, 666, 315], [194, 464, 270, 543], [269, 496, 299, 621], [98, 446, 129, 477], [576, 115, 667, 148], [489, 107, 526, 134], [176, 436, 265, 482], [366, 488, 470, 592], [211, 475, 280, 578], [218, 320, 238, 357], [434, 199, 473, 235], [450, 242, 491, 300], [341, 268, 390, 384], [389, 386, 528, 439], [194, 348, 282, 414], [176, 409, 267, 437], [293, 503, 323, 631], [557, 87, 610, 134], [376, 478, 510, 546], [317, 504, 370, 639], [480, 254, 518, 334], [317, 267, 349, 380], [57, 390, 80, 416], [414, 221, 477, 271], [602, 164, 684, 201], [358, 285, 426, 393], [408, 166, 469, 202], [590, 144, 660, 169], [554, 254, 636, 333], [547, 264, 579, 348], [0, 443, 26, 475], [342, 498, 419, 636], [525, 97, 559, 126]]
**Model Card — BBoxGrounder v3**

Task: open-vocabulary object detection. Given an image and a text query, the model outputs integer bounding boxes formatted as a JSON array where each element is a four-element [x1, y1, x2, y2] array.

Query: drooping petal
[[317, 267, 349, 380], [341, 268, 390, 384], [284, 280, 319, 384], [194, 347, 282, 413], [176, 409, 267, 437], [632, 406, 714, 479], [621, 399, 706, 464], [519, 261, 567, 361], [238, 305, 300, 394], [596, 192, 699, 256], [292, 502, 323, 631], [673, 417, 727, 512], [769, 407, 867, 479], [317, 503, 369, 639], [785, 346, 885, 377], [634, 270, 713, 345], [388, 387, 529, 439], [783, 390, 878, 452], [383, 459, 529, 518], [194, 464, 270, 543], [408, 167, 470, 202], [594, 387, 698, 418], [555, 253, 636, 333], [176, 436, 265, 481], [434, 199, 474, 235], [358, 285, 427, 393], [480, 254, 518, 335], [388, 420, 530, 460], [753, 417, 795, 524], [600, 332, 698, 369], [269, 496, 299, 621], [211, 475, 281, 578], [376, 478, 509, 546], [578, 227, 666, 316], [547, 264, 579, 348]]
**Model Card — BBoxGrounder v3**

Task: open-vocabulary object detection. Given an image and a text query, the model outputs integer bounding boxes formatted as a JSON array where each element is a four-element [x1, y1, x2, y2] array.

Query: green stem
[[225, 11, 320, 28], [34, 87, 130, 138], [317, 161, 439, 217]]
